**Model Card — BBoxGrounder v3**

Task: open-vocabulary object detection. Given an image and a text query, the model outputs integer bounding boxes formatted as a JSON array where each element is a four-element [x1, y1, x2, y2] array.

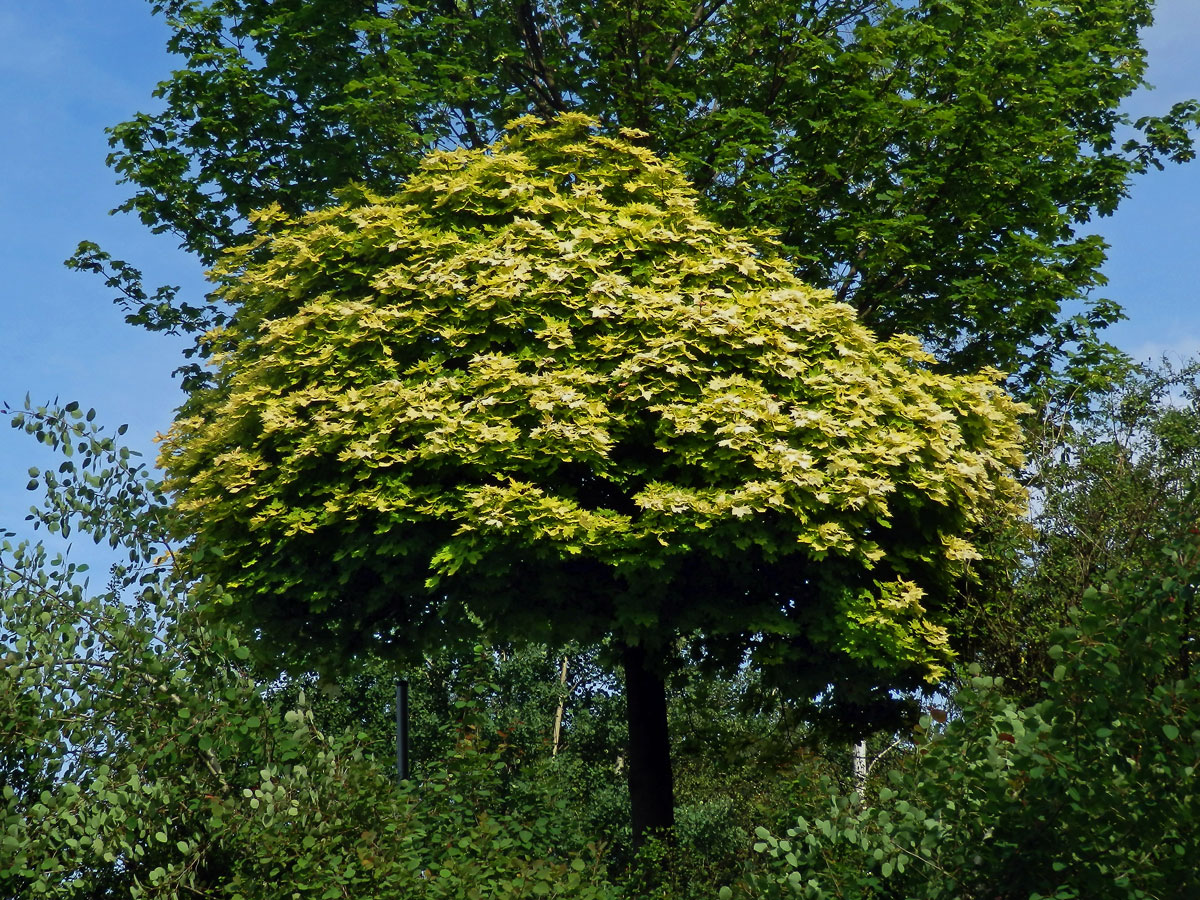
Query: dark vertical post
[[395, 678, 409, 782]]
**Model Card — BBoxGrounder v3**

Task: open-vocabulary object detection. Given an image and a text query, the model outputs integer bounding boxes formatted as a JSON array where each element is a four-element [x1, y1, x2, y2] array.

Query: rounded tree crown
[[162, 115, 1025, 680]]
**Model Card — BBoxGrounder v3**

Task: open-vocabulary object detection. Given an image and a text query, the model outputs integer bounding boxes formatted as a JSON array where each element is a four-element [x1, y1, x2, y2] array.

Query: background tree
[[1027, 359, 1200, 600], [157, 116, 1026, 842], [87, 0, 1199, 392], [952, 358, 1200, 697]]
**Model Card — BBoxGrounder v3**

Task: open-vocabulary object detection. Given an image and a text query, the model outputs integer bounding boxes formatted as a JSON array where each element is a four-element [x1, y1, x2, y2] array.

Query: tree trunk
[[551, 655, 569, 756], [621, 642, 675, 847], [852, 738, 868, 799]]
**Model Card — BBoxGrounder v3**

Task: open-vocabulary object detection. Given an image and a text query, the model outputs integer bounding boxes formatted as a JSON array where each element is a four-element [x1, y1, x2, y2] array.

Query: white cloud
[[1124, 335, 1200, 367]]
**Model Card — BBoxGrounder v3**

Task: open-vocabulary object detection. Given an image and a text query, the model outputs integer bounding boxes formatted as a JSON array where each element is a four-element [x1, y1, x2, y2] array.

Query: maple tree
[[159, 117, 1025, 841]]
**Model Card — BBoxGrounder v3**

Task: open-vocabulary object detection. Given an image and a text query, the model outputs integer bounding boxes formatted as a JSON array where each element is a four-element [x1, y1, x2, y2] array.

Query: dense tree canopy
[[92, 0, 1199, 392], [158, 116, 1025, 838], [162, 116, 1024, 678], [7, 0, 1197, 891]]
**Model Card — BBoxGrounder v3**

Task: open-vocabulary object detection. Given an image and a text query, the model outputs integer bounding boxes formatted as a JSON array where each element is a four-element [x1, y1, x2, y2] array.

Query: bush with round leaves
[[737, 530, 1200, 900], [1, 403, 617, 899]]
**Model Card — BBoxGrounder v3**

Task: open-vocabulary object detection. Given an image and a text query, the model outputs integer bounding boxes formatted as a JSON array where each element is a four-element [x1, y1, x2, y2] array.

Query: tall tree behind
[[90, 0, 1198, 393]]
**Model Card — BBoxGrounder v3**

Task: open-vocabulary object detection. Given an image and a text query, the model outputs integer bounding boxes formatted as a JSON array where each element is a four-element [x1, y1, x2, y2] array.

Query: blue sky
[[1, 0, 1198, 569], [1, 1, 200, 568]]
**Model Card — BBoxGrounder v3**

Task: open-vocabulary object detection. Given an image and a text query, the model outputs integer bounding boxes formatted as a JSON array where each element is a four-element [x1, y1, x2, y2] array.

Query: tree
[[157, 116, 1026, 842], [89, 0, 1199, 393], [1027, 359, 1200, 602], [952, 358, 1200, 698]]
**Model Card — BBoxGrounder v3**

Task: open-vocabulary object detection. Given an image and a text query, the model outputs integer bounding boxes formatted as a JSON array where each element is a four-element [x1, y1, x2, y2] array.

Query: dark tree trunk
[[621, 641, 675, 847]]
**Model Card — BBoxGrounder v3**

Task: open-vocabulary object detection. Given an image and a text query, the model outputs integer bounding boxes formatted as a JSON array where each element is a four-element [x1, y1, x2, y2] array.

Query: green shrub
[[740, 531, 1200, 900], [1, 405, 618, 899]]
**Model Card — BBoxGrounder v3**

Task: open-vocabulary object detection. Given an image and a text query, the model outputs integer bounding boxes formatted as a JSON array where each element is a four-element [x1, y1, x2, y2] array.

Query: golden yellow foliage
[[161, 115, 1025, 682]]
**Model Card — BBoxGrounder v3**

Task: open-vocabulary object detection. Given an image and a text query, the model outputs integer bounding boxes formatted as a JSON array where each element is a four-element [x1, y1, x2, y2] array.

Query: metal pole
[[395, 678, 409, 782]]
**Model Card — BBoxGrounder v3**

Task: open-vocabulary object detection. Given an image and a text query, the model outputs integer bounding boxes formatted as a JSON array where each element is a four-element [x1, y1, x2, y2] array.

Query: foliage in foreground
[[747, 531, 1200, 899], [5, 365, 1200, 898], [1, 403, 616, 899]]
